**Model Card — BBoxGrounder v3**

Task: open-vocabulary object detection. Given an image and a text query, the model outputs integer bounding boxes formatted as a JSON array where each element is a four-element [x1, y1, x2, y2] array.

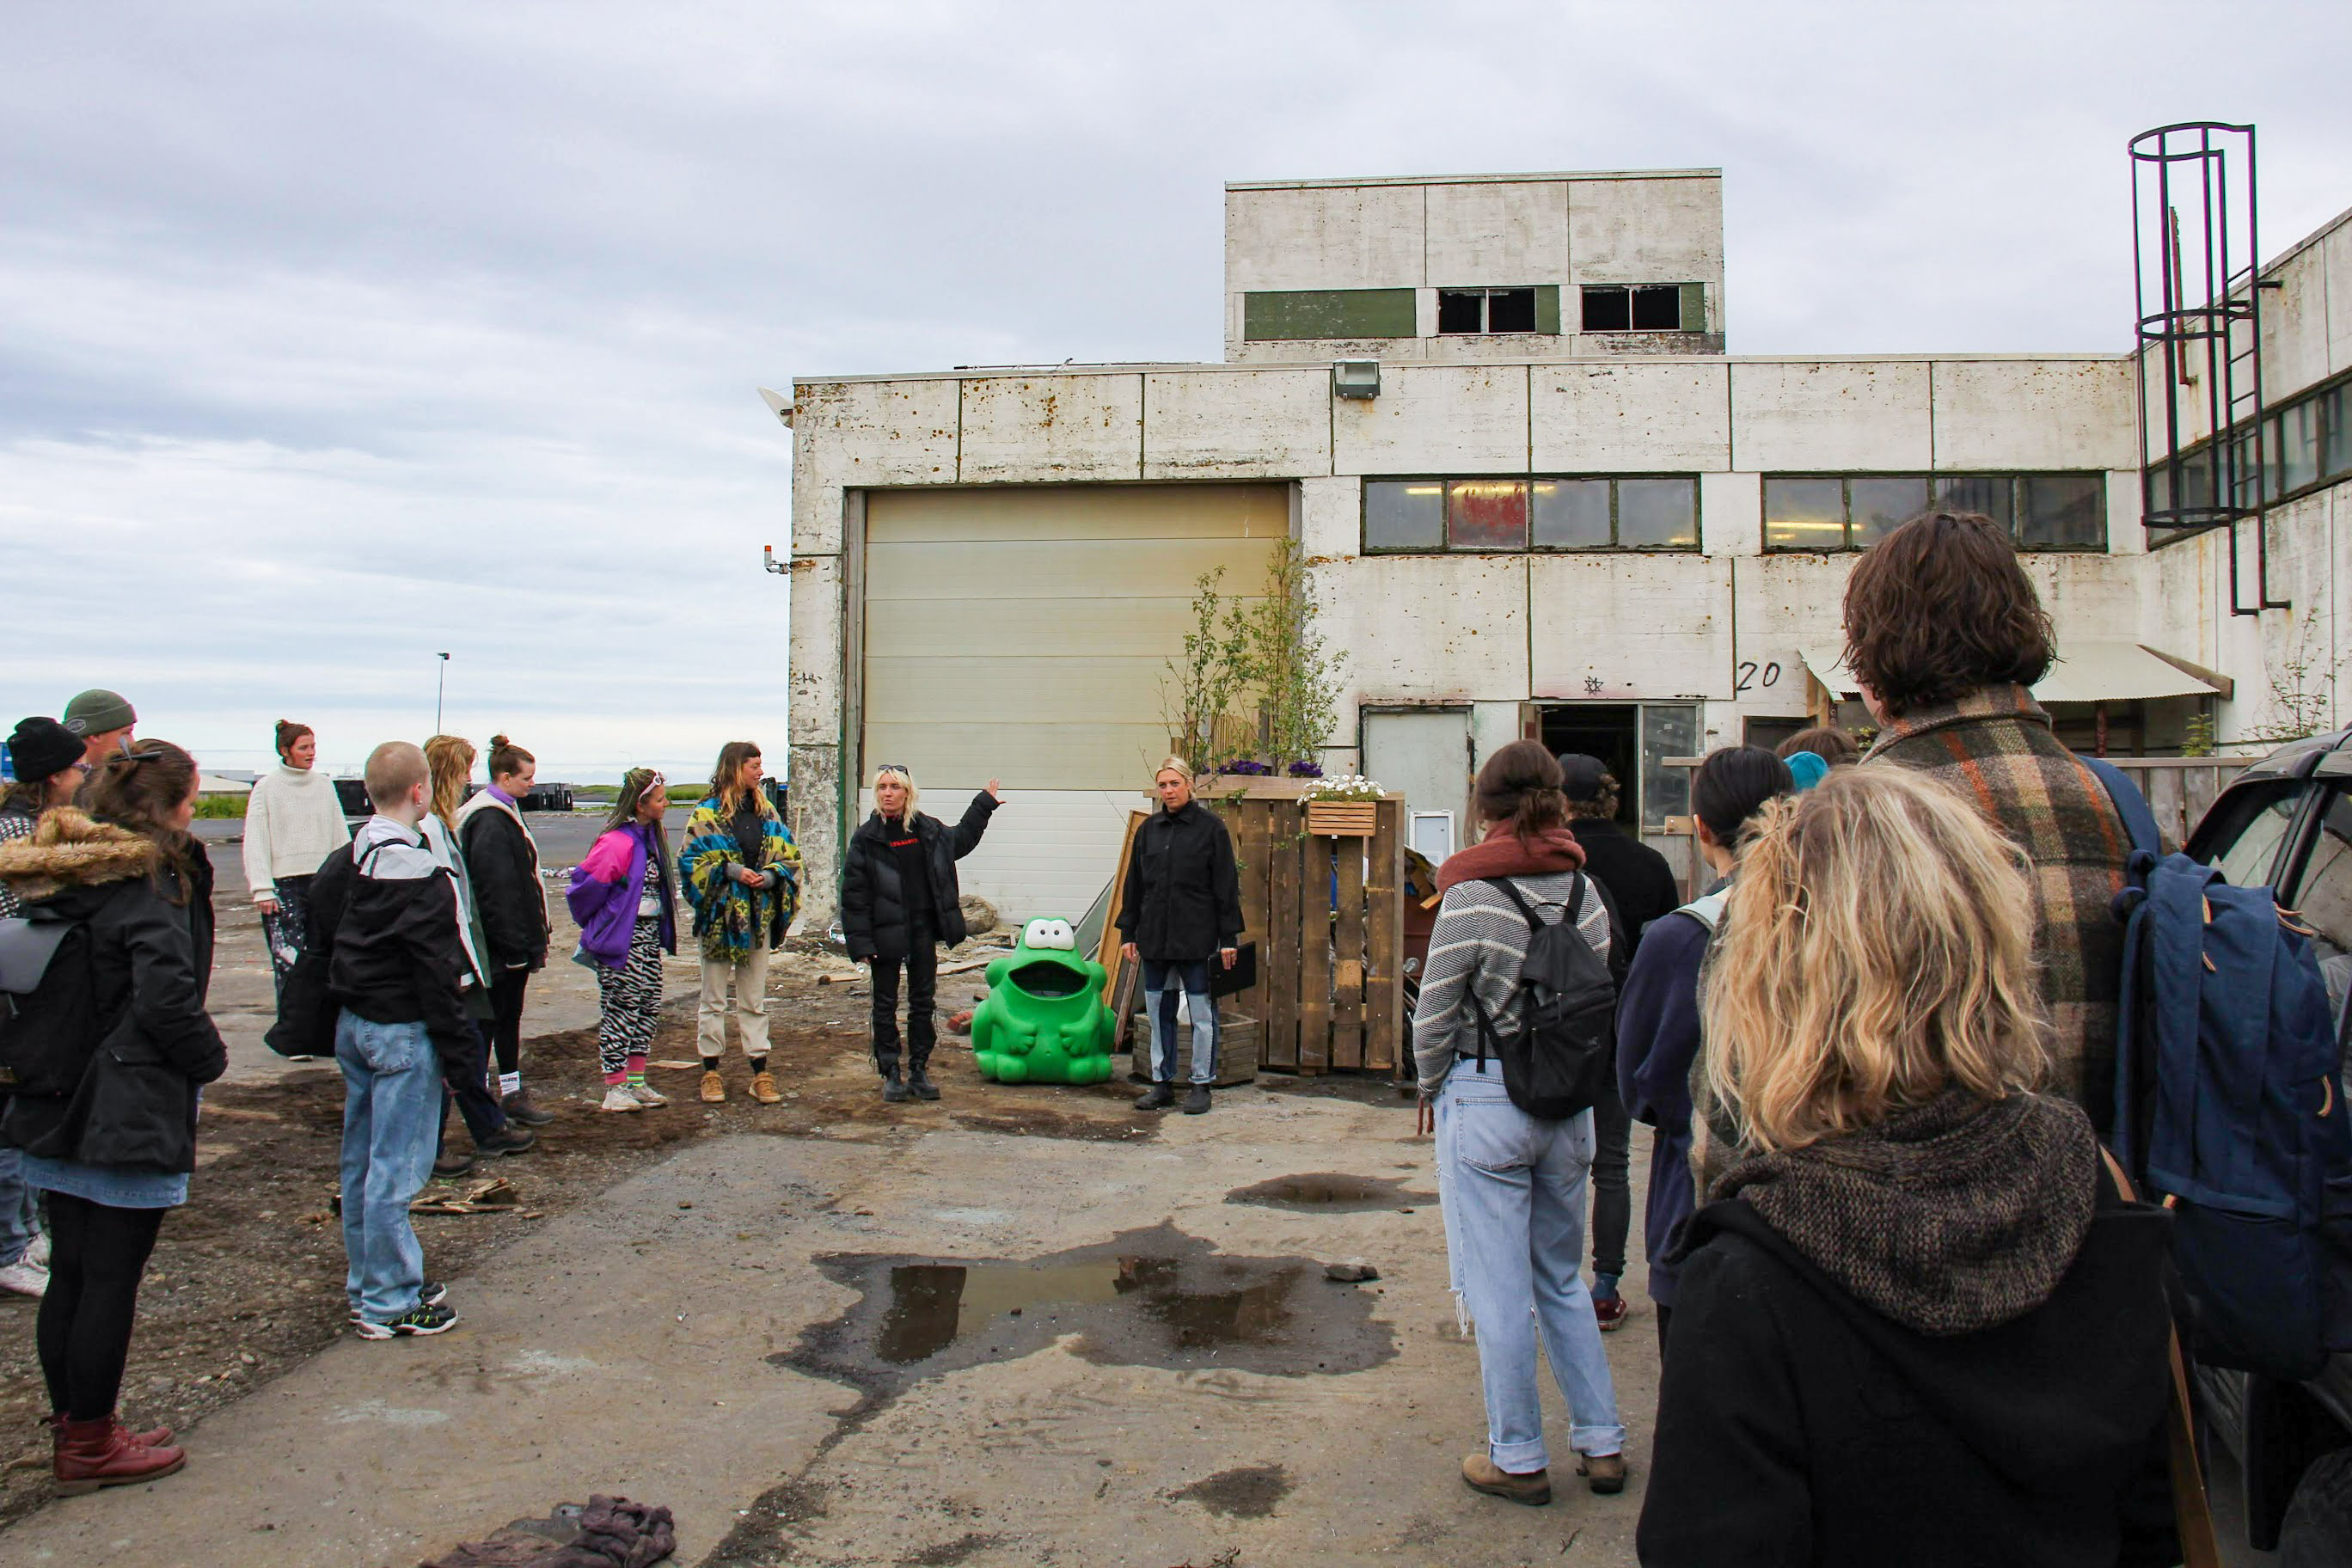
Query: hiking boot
[[909, 1067, 940, 1102], [53, 1415, 185, 1495], [355, 1300, 459, 1339], [500, 1088, 556, 1128], [1184, 1085, 1211, 1115], [432, 1148, 478, 1179], [750, 1070, 783, 1105], [1133, 1082, 1175, 1111], [1461, 1454, 1550, 1506], [476, 1125, 536, 1156], [1577, 1453, 1626, 1494], [699, 1070, 726, 1104], [627, 1081, 669, 1107], [882, 1070, 911, 1104], [1592, 1293, 1629, 1332], [0, 1257, 49, 1298], [598, 1085, 642, 1113], [46, 1412, 175, 1452]]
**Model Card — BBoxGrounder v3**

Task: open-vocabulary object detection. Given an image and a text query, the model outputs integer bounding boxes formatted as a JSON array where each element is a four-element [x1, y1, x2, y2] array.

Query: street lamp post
[[435, 652, 450, 734]]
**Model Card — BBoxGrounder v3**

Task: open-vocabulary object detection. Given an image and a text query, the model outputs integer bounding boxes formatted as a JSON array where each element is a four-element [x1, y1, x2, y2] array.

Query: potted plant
[[1302, 774, 1382, 837]]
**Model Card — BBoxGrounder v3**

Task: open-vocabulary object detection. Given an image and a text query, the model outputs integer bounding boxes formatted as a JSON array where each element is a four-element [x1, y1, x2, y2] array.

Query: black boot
[[1134, 1081, 1175, 1111], [882, 1067, 910, 1103], [1184, 1085, 1212, 1115], [909, 1063, 940, 1101]]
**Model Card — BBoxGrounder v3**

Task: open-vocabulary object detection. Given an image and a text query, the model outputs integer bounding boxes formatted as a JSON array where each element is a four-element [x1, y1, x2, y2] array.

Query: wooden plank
[[1333, 839, 1366, 1070], [1298, 836, 1333, 1075], [1232, 799, 1272, 1038], [2144, 766, 2186, 853], [1364, 799, 1403, 1075], [1265, 802, 1301, 1070], [1096, 809, 1149, 1006]]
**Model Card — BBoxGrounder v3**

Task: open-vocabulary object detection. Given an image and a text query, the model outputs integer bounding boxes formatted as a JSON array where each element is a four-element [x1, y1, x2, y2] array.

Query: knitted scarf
[[1709, 1087, 2099, 1336], [1435, 822, 1585, 893]]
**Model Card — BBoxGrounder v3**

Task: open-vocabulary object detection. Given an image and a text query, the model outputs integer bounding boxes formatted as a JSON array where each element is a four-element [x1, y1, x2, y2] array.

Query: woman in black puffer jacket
[[0, 740, 224, 1494]]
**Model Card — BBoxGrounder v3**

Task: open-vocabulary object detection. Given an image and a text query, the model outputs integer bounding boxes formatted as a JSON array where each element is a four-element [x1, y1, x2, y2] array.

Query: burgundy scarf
[[1436, 823, 1585, 893]]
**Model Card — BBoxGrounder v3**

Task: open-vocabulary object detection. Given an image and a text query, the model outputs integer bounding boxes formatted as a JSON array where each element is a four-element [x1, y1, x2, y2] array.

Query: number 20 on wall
[[1734, 660, 1783, 694]]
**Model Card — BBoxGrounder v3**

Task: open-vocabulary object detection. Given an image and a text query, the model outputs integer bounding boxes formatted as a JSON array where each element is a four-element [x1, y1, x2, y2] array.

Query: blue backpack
[[2086, 756, 2352, 1381]]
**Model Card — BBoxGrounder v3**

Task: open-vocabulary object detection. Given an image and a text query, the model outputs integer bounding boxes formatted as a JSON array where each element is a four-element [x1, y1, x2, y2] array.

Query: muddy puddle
[[1224, 1171, 1433, 1211], [778, 1222, 1393, 1410]]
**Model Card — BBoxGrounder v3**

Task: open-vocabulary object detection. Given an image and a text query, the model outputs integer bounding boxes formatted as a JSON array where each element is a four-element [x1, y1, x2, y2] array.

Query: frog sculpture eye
[[1021, 917, 1077, 951]]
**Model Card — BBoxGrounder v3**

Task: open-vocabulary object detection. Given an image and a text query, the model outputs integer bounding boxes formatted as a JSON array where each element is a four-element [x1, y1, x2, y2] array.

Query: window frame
[[1362, 475, 1703, 555], [1760, 472, 2110, 554], [2147, 364, 2352, 550], [1579, 283, 1688, 334], [1434, 286, 1552, 336]]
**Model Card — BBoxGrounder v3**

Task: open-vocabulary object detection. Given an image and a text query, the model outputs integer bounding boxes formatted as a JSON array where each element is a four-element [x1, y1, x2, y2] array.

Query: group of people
[[1414, 509, 2190, 1564]]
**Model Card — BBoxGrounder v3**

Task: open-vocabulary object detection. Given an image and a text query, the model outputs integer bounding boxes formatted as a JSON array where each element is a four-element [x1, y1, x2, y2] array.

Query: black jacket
[[1116, 800, 1243, 962], [1568, 817, 1679, 957], [840, 793, 997, 962], [0, 812, 226, 1174], [1637, 1185, 2181, 1568], [459, 802, 548, 971], [269, 825, 475, 1069]]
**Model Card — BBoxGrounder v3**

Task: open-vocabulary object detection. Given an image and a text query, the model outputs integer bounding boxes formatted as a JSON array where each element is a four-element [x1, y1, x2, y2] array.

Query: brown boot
[[54, 1414, 186, 1495], [1577, 1452, 1627, 1494], [749, 1070, 782, 1106], [1461, 1454, 1550, 1506], [46, 1412, 175, 1451], [699, 1070, 726, 1104]]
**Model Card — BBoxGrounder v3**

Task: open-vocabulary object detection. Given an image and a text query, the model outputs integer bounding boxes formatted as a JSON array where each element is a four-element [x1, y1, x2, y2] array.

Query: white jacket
[[242, 765, 352, 902]]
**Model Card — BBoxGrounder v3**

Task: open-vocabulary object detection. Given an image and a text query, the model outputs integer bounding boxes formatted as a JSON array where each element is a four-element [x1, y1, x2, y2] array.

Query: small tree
[[1244, 539, 1344, 775], [1159, 567, 1253, 775], [2239, 606, 2340, 745]]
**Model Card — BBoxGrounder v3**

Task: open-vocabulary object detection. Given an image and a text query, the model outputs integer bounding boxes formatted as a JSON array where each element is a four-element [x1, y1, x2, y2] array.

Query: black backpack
[[0, 910, 101, 1097], [1468, 873, 1618, 1120]]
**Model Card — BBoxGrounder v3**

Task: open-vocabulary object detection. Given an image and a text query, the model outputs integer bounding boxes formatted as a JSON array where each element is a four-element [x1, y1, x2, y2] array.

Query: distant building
[[780, 168, 2349, 928]]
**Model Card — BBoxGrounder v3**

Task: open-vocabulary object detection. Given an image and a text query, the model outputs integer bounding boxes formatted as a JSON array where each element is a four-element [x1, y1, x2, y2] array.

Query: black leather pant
[[870, 916, 938, 1075]]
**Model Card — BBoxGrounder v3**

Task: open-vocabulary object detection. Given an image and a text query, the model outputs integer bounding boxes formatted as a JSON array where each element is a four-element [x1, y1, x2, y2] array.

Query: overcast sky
[[5, 1, 2349, 782]]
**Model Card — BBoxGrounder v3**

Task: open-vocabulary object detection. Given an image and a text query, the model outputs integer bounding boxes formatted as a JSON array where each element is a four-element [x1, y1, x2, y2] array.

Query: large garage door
[[862, 483, 1284, 920]]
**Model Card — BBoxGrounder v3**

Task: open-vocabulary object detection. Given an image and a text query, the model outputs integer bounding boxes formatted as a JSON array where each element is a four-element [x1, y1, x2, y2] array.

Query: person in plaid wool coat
[[1843, 511, 2132, 1136]]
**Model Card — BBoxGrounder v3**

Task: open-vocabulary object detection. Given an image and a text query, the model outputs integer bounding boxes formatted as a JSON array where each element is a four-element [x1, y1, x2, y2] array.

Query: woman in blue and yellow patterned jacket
[[678, 742, 799, 1106]]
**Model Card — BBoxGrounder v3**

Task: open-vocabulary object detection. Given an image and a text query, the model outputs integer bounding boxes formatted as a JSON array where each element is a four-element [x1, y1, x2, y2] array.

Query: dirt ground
[[0, 851, 1186, 1532]]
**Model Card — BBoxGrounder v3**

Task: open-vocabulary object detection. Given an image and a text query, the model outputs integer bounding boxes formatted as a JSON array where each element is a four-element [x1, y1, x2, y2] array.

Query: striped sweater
[[1412, 870, 1611, 1090]]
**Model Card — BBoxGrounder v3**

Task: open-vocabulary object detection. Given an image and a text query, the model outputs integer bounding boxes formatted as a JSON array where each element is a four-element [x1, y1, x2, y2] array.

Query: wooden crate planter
[[1098, 788, 1406, 1079], [1304, 799, 1377, 837]]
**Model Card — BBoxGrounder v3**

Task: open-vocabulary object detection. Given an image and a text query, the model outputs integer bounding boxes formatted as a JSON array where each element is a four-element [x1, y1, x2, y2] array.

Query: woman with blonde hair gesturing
[[839, 764, 1000, 1103], [1638, 766, 2182, 1566], [679, 743, 799, 1105]]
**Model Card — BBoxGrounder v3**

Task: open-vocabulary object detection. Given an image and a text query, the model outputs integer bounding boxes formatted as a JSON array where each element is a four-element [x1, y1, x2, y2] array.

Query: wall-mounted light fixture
[[757, 385, 795, 428], [1332, 360, 1381, 400]]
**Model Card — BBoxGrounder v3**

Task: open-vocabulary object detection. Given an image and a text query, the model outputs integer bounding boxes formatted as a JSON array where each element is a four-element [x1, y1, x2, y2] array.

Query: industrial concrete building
[[780, 166, 2352, 928]]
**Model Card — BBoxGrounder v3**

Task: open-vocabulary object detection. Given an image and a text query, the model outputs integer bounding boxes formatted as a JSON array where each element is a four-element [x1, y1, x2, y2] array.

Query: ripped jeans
[[1437, 1060, 1625, 1473]]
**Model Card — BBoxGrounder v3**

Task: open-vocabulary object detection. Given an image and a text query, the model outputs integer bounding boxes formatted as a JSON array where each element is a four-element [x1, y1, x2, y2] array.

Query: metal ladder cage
[[2129, 121, 2288, 615]]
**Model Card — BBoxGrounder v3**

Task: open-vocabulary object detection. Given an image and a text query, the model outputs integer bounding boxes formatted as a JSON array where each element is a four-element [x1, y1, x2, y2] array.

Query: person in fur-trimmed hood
[[0, 741, 223, 1494], [1639, 766, 2179, 1568]]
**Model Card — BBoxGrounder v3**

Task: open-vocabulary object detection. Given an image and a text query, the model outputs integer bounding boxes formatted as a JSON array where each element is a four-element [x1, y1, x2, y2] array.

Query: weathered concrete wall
[[1730, 360, 1932, 471]]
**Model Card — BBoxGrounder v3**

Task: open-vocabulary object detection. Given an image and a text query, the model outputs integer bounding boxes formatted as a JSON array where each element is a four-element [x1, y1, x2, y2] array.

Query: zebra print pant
[[594, 917, 665, 1075]]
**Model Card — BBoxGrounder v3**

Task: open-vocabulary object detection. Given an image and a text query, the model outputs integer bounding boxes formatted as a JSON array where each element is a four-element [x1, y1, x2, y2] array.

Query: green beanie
[[62, 689, 136, 738]]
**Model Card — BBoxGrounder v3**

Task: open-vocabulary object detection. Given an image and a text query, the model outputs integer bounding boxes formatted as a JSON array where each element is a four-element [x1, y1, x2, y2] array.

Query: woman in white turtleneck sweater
[[243, 720, 352, 996]]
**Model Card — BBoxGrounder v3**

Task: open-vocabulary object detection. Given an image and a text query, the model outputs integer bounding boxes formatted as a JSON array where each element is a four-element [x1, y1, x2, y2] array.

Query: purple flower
[[1286, 760, 1325, 778], [1221, 758, 1271, 775]]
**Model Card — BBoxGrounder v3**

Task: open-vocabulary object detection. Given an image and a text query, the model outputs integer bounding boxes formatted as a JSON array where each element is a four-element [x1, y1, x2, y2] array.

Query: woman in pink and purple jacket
[[567, 769, 677, 1113]]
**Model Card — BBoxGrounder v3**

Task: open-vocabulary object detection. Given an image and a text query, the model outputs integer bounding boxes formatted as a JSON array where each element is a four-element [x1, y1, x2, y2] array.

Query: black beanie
[[7, 717, 83, 784]]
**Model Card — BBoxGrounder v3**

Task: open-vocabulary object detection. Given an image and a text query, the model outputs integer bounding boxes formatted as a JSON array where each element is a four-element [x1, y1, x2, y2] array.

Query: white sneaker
[[627, 1081, 669, 1107], [0, 1258, 49, 1298], [25, 1230, 49, 1269], [598, 1085, 643, 1113]]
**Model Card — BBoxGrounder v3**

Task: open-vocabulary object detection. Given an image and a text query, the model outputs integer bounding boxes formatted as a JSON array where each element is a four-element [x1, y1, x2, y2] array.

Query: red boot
[[46, 1412, 175, 1449], [52, 1414, 185, 1495]]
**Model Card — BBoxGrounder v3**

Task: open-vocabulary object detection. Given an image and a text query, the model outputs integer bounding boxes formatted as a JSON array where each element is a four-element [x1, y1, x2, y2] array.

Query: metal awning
[[1797, 641, 2227, 704]]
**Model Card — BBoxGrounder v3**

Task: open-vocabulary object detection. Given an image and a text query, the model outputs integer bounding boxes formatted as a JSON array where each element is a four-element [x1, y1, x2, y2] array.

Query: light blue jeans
[[1438, 1061, 1626, 1473], [335, 1011, 440, 1324], [1142, 959, 1216, 1085], [0, 1147, 39, 1265]]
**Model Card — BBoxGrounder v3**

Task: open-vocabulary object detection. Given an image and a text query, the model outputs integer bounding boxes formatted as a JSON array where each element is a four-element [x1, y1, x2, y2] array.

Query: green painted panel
[[1535, 285, 1560, 336], [1680, 282, 1706, 335], [1243, 288, 1417, 340]]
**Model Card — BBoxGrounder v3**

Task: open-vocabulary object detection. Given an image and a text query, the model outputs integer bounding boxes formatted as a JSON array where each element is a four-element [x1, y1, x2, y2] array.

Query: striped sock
[[626, 1054, 649, 1087]]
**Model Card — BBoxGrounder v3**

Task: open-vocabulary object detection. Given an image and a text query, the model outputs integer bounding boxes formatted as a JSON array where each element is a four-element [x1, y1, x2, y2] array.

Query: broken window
[[1436, 288, 1543, 334], [1581, 285, 1687, 333], [1363, 481, 1445, 551], [1446, 479, 1529, 549]]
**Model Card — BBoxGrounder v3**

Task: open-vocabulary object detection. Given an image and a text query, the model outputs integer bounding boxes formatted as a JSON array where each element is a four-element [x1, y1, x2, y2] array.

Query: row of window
[[1362, 472, 2110, 554], [1241, 285, 1702, 341], [2148, 373, 2352, 542]]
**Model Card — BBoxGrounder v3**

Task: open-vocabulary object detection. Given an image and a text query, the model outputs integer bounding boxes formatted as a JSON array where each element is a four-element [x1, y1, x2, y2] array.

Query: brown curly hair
[[1841, 511, 2053, 719]]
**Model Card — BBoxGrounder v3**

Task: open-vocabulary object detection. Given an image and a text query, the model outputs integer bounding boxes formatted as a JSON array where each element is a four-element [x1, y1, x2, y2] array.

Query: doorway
[[1540, 704, 1639, 830]]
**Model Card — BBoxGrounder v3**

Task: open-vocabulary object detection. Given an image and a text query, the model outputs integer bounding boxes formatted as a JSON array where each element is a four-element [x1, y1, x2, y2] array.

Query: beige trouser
[[696, 948, 770, 1061]]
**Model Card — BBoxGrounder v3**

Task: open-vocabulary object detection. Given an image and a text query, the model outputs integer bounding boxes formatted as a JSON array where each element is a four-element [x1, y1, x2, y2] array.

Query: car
[[2180, 725, 2352, 1556]]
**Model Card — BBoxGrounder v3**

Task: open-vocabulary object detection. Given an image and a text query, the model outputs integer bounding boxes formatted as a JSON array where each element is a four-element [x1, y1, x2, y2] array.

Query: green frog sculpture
[[971, 917, 1118, 1085]]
